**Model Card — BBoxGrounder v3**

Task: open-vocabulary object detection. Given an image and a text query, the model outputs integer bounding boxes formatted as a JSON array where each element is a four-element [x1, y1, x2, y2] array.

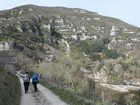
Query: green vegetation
[[79, 38, 118, 61], [40, 80, 91, 105], [1, 4, 140, 105], [0, 37, 7, 42], [0, 70, 21, 105]]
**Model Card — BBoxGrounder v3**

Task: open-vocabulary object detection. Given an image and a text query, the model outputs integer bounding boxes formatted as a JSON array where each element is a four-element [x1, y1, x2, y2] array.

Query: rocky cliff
[[1, 4, 140, 85]]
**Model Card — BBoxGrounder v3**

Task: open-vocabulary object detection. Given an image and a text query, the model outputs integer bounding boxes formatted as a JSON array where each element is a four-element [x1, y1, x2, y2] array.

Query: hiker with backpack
[[23, 71, 30, 93], [32, 73, 39, 92]]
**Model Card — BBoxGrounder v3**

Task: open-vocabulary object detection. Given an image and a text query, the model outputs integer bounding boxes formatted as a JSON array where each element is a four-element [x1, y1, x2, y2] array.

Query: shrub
[[0, 70, 21, 105]]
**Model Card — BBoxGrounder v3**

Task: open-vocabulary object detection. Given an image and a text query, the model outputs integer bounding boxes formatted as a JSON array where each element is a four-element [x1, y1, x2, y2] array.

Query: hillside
[[1, 4, 140, 104], [0, 69, 20, 105]]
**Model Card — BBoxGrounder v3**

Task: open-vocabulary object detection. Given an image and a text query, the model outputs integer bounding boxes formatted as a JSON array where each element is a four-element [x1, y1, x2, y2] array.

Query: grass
[[40, 80, 92, 105], [0, 69, 21, 105]]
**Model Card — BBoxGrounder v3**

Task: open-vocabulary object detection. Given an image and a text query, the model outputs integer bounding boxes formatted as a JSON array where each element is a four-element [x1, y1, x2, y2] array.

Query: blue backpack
[[32, 74, 39, 83]]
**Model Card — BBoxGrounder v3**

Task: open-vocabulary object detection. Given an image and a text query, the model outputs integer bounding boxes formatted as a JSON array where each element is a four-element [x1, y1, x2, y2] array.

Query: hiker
[[32, 73, 39, 92], [23, 71, 30, 93]]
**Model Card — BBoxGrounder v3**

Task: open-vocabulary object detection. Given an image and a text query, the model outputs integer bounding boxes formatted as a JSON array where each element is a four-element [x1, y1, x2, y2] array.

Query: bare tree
[[124, 94, 137, 105]]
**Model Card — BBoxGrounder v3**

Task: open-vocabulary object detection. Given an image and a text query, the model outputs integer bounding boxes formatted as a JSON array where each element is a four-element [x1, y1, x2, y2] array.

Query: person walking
[[23, 71, 30, 93], [32, 73, 39, 92]]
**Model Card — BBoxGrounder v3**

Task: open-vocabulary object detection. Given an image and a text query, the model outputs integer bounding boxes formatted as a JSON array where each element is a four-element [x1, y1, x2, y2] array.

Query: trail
[[17, 74, 67, 105]]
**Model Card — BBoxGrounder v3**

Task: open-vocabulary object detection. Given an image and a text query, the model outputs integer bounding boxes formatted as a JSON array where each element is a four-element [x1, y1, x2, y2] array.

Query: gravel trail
[[17, 74, 67, 105]]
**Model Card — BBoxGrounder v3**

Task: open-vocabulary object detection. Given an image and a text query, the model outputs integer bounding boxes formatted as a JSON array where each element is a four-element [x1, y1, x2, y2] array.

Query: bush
[[90, 54, 101, 61], [103, 48, 118, 59], [79, 38, 118, 61]]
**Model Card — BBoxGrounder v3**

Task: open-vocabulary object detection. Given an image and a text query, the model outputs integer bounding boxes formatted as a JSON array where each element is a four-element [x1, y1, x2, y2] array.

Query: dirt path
[[17, 74, 67, 105], [18, 75, 36, 105]]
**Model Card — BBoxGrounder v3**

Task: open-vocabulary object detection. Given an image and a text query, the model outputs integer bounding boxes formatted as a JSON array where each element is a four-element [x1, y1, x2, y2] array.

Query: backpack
[[32, 77, 39, 83], [32, 73, 39, 83], [23, 74, 30, 82]]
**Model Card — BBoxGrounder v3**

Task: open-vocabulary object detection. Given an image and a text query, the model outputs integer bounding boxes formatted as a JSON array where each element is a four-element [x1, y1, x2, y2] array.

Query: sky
[[0, 0, 140, 27]]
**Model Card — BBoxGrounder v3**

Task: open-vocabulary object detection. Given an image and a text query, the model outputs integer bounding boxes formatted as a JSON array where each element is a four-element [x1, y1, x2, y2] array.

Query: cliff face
[[1, 4, 140, 54]]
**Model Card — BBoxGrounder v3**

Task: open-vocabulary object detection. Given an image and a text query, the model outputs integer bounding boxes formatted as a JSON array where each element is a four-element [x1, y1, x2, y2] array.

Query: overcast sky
[[0, 0, 140, 27]]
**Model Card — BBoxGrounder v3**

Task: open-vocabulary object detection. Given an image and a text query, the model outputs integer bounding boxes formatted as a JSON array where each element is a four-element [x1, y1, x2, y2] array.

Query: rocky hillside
[[1, 4, 140, 105], [1, 4, 140, 85], [1, 4, 140, 37]]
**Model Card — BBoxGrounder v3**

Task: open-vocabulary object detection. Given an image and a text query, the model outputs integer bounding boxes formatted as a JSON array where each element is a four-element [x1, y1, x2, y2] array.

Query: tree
[[16, 53, 33, 71]]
